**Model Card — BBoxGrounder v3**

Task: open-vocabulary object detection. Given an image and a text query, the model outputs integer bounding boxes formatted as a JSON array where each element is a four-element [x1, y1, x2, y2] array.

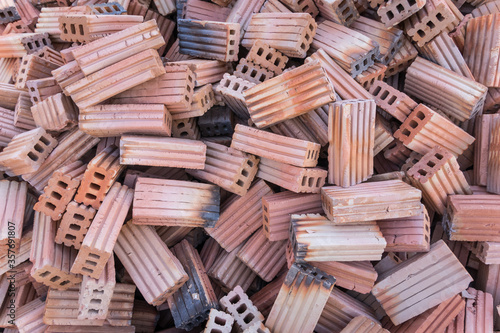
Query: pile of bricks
[[0, 0, 499, 331]]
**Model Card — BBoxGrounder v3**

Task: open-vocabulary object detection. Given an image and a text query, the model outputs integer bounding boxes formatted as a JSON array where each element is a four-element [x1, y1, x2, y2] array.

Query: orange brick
[[369, 80, 417, 122], [31, 93, 78, 132], [311, 261, 377, 294], [55, 201, 96, 249]]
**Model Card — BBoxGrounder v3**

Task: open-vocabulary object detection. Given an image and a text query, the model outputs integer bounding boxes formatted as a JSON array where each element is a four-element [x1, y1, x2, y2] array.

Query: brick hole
[[33, 97, 38, 102], [233, 82, 240, 91], [70, 24, 76, 35], [409, 120, 418, 129], [418, 169, 427, 176], [303, 5, 309, 11], [387, 10, 394, 20], [224, 80, 230, 88], [266, 53, 272, 61], [425, 235, 429, 242], [408, 0, 416, 5], [187, 85, 191, 93], [417, 30, 425, 38], [35, 40, 40, 47], [416, 111, 425, 120], [94, 172, 105, 180], [88, 253, 100, 259], [34, 143, 44, 153], [60, 280, 70, 286], [0, 13, 4, 18], [230, 40, 235, 45], [89, 183, 101, 191], [45, 202, 56, 211], [241, 65, 248, 73], [355, 64, 360, 71], [96, 7, 104, 12], [229, 50, 234, 55], [372, 86, 381, 96], [85, 193, 97, 200], [380, 90, 389, 100], [180, 132, 189, 137], [65, 234, 77, 240], [69, 223, 81, 231], [243, 313, 254, 324], [88, 309, 99, 314], [436, 12, 444, 21], [42, 39, 47, 45], [73, 213, 85, 221], [229, 294, 241, 304], [113, 4, 119, 10], [229, 29, 236, 35], [341, 6, 350, 16], [214, 316, 226, 326], [308, 177, 314, 187], [79, 25, 84, 36], [274, 58, 280, 66], [257, 48, 264, 56], [301, 176, 307, 186], [50, 275, 61, 282], [236, 179, 244, 187], [363, 59, 368, 66], [241, 169, 249, 177], [425, 224, 430, 231], [264, 215, 268, 223], [426, 21, 435, 29], [316, 178, 321, 187], [236, 303, 247, 314], [300, 43, 306, 50], [90, 299, 102, 304], [250, 69, 257, 77], [57, 181, 68, 190], [85, 260, 97, 267], [427, 161, 435, 168], [396, 3, 404, 12], [387, 96, 397, 105], [51, 191, 62, 200], [27, 152, 39, 161], [39, 271, 51, 277], [401, 128, 411, 136], [435, 153, 443, 160], [305, 34, 310, 41], [93, 289, 104, 294]]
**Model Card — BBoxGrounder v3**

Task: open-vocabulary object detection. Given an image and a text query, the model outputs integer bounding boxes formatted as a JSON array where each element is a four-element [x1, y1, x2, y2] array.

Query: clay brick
[[34, 161, 85, 220], [55, 201, 95, 249], [215, 74, 255, 120], [173, 84, 215, 119], [372, 240, 472, 325], [242, 13, 316, 58], [314, 0, 358, 26], [226, 0, 268, 36], [112, 64, 195, 113], [26, 77, 62, 104], [0, 0, 19, 24], [15, 54, 59, 89], [15, 297, 47, 333], [0, 57, 18, 83], [278, 0, 318, 16], [32, 46, 65, 67], [405, 57, 487, 121], [198, 106, 235, 137], [171, 117, 201, 139], [245, 60, 335, 128], [166, 240, 218, 330], [89, 2, 127, 14], [206, 180, 272, 251], [474, 114, 499, 186], [74, 145, 125, 209], [291, 214, 386, 262], [44, 283, 136, 326], [0, 83, 24, 111], [78, 257, 115, 320], [58, 14, 143, 43], [205, 308, 234, 333], [0, 228, 31, 275], [115, 221, 188, 305], [465, 241, 500, 265], [51, 61, 85, 96], [370, 80, 417, 122], [317, 287, 378, 333], [342, 316, 388, 333], [31, 93, 78, 132], [243, 322, 271, 332], [444, 194, 500, 242], [151, 0, 175, 15], [164, 38, 195, 62], [355, 63, 387, 90], [220, 285, 264, 331], [173, 59, 232, 87], [381, 293, 464, 332], [407, 146, 471, 213], [120, 135, 206, 168], [0, 33, 51, 57], [123, 166, 190, 188], [71, 20, 165, 76], [71, 183, 133, 279], [485, 87, 500, 111], [245, 40, 288, 74], [234, 58, 274, 84], [0, 127, 57, 176], [257, 157, 327, 193], [156, 226, 193, 247], [187, 141, 259, 196], [79, 104, 172, 137], [464, 288, 494, 332], [322, 179, 422, 223], [237, 227, 286, 281], [260, 0, 292, 12], [311, 261, 377, 294], [328, 99, 376, 187], [308, 49, 373, 100], [179, 0, 232, 21], [249, 273, 285, 317], [30, 211, 82, 289], [95, 137, 120, 155], [200, 236, 223, 271], [488, 117, 500, 194], [0, 180, 27, 252], [266, 263, 335, 333], [132, 177, 219, 227], [471, 0, 500, 17], [208, 244, 257, 292], [312, 20, 378, 77], [394, 104, 475, 158], [383, 139, 413, 166], [130, 300, 158, 333], [385, 36, 418, 76]]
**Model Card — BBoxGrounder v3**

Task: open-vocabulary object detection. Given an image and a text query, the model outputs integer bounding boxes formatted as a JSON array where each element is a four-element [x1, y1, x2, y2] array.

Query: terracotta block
[[407, 146, 471, 213], [381, 293, 464, 332], [115, 221, 188, 306], [0, 83, 25, 110], [44, 283, 136, 326], [34, 161, 85, 220], [132, 177, 219, 227], [226, 0, 267, 36], [179, 0, 232, 21], [60, 45, 79, 64], [156, 226, 193, 248], [258, 157, 328, 193], [0, 229, 31, 275], [234, 58, 274, 84], [55, 201, 96, 249], [485, 87, 500, 112], [220, 285, 264, 331], [172, 117, 201, 140], [312, 20, 378, 77], [89, 2, 127, 14], [0, 0, 19, 24], [243, 322, 271, 332], [208, 244, 257, 292], [312, 261, 377, 294], [74, 146, 125, 209], [308, 49, 373, 100], [0, 57, 18, 83], [51, 60, 85, 96], [120, 135, 206, 168], [31, 93, 78, 132], [250, 273, 285, 317], [328, 99, 376, 186], [322, 179, 422, 223], [143, 10, 175, 56], [242, 13, 316, 58], [30, 211, 82, 289], [341, 316, 388, 333], [444, 194, 500, 242], [79, 104, 171, 137], [372, 240, 473, 325], [71, 183, 133, 279], [32, 46, 65, 67], [370, 80, 417, 122], [26, 77, 62, 104], [112, 64, 195, 113], [474, 115, 499, 186], [71, 20, 165, 76], [405, 57, 487, 121], [14, 0, 39, 30], [245, 60, 335, 128], [266, 263, 335, 333], [15, 54, 59, 89], [394, 104, 475, 158], [273, 0, 316, 16], [488, 117, 500, 194], [0, 33, 52, 57], [173, 59, 232, 87], [78, 257, 115, 320], [173, 84, 215, 119], [291, 214, 386, 262], [377, 206, 431, 252], [378, 0, 426, 26], [188, 141, 259, 196], [200, 236, 223, 272], [0, 180, 27, 252], [245, 40, 288, 74], [385, 36, 418, 76], [123, 166, 190, 188], [464, 288, 494, 333], [471, 0, 500, 17], [204, 308, 234, 333], [58, 14, 143, 43], [3, 20, 32, 34], [14, 297, 46, 333], [215, 73, 255, 119], [383, 139, 413, 166], [355, 63, 387, 90], [130, 300, 158, 333], [314, 0, 358, 25], [465, 241, 500, 265], [164, 38, 195, 62], [0, 108, 26, 149], [198, 106, 235, 137]]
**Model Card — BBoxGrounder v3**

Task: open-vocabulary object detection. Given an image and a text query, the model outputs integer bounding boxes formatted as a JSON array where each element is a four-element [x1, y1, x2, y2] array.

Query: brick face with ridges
[[244, 60, 336, 128], [369, 80, 417, 122], [31, 93, 78, 132], [215, 73, 255, 119], [487, 116, 500, 194], [343, 316, 388, 333], [0, 108, 26, 148], [232, 124, 321, 167], [242, 13, 316, 58], [321, 180, 422, 223], [464, 288, 494, 333], [120, 135, 206, 168], [0, 180, 27, 252], [55, 201, 96, 249], [291, 214, 386, 262], [171, 84, 215, 119], [71, 183, 133, 279], [15, 54, 59, 89], [328, 99, 376, 187], [465, 241, 500, 265], [0, 33, 51, 57], [173, 59, 232, 87], [35, 7, 91, 42], [115, 221, 188, 306], [14, 92, 36, 130], [312, 261, 377, 294], [51, 60, 85, 96], [372, 240, 473, 326], [26, 77, 62, 104], [225, 0, 268, 36], [474, 114, 499, 186], [313, 0, 359, 26], [385, 36, 418, 76], [133, 177, 220, 227]]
